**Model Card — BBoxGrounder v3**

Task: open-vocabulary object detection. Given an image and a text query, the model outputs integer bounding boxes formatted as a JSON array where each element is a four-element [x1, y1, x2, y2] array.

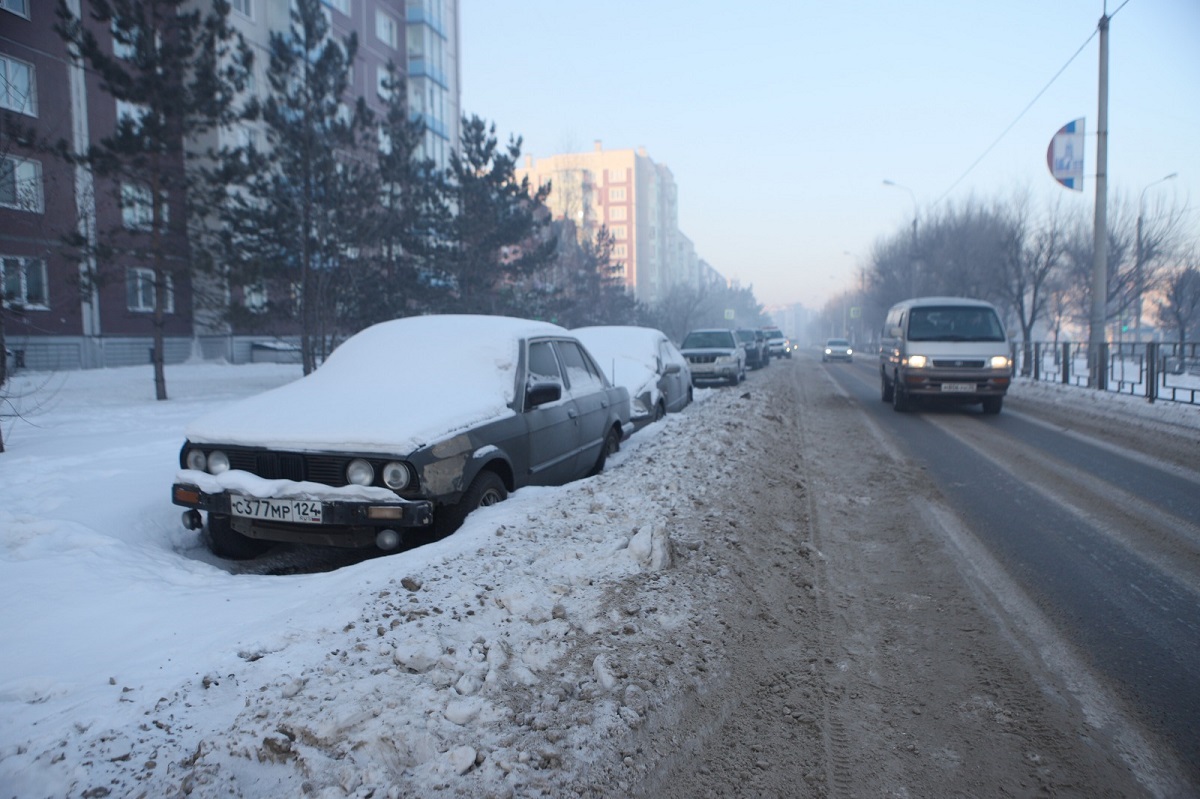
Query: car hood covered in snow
[[185, 315, 569, 455], [573, 326, 663, 407]]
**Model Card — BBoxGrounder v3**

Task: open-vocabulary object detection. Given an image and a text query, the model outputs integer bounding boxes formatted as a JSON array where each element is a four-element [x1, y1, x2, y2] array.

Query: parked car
[[879, 296, 1012, 414], [172, 315, 633, 558], [763, 326, 792, 359], [680, 328, 746, 386], [822, 338, 854, 363], [573, 325, 692, 427], [736, 328, 769, 369]]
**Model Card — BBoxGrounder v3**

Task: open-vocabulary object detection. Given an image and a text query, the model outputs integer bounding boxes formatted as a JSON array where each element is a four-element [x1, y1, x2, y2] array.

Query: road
[[638, 352, 1198, 798]]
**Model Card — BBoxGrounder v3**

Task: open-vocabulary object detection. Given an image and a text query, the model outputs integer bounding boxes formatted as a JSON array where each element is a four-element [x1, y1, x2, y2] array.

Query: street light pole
[[1134, 172, 1178, 342], [883, 180, 918, 297]]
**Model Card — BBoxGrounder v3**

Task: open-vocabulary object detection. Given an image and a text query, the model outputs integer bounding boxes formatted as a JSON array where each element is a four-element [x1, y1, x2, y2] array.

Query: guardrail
[[1013, 341, 1200, 406]]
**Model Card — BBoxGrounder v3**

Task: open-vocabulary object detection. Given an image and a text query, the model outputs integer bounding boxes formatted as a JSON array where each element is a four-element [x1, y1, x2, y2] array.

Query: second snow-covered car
[[172, 315, 632, 558], [573, 325, 692, 427]]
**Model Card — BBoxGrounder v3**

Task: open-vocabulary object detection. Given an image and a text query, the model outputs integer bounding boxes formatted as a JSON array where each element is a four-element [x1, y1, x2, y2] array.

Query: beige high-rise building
[[516, 141, 714, 306]]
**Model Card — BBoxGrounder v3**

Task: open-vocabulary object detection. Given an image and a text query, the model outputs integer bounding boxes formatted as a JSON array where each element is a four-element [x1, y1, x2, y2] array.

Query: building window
[[376, 67, 391, 99], [607, 169, 625, 183], [242, 283, 267, 313], [611, 226, 627, 240], [126, 267, 173, 313], [608, 187, 626, 202], [0, 54, 36, 116], [0, 155, 43, 212], [321, 0, 349, 15], [231, 0, 252, 18], [612, 244, 627, 259], [121, 183, 156, 230], [1, 0, 30, 19], [111, 19, 135, 60], [1, 255, 48, 309], [116, 99, 149, 132], [375, 11, 398, 48], [608, 206, 627, 222]]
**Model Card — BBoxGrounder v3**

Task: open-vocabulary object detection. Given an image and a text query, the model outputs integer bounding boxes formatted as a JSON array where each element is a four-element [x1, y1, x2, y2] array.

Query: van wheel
[[880, 372, 894, 402], [891, 376, 911, 412], [206, 514, 268, 560], [981, 396, 1003, 415]]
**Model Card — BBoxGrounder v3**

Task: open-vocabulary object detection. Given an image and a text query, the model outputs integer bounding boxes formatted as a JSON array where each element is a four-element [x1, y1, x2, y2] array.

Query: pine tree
[[217, 0, 366, 374], [441, 116, 556, 315], [55, 0, 253, 399]]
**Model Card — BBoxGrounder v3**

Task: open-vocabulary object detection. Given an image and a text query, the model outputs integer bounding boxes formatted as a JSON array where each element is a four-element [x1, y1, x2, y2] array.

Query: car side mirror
[[889, 325, 903, 338], [527, 380, 562, 408], [663, 363, 681, 375]]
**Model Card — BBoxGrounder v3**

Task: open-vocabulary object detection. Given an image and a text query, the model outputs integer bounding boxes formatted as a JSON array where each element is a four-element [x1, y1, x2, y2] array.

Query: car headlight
[[715, 354, 735, 364], [382, 461, 410, 490], [824, 348, 832, 354], [185, 448, 207, 472], [207, 450, 230, 474], [847, 348, 854, 355], [907, 355, 927, 368], [990, 355, 1012, 369], [346, 458, 375, 486]]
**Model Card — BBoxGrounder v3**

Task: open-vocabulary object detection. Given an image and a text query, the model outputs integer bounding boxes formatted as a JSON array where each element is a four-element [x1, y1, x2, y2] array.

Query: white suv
[[680, 329, 746, 386]]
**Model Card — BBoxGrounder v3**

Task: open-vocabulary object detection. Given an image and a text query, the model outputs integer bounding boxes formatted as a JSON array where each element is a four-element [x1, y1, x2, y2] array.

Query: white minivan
[[879, 297, 1013, 414]]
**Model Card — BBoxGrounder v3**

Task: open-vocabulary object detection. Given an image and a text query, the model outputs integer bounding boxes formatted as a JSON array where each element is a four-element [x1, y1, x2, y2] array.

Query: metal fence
[[1013, 341, 1200, 406]]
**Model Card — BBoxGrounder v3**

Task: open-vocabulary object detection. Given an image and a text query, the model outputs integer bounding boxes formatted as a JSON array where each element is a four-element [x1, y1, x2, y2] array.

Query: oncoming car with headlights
[[879, 297, 1012, 414], [822, 338, 854, 363], [172, 315, 632, 559]]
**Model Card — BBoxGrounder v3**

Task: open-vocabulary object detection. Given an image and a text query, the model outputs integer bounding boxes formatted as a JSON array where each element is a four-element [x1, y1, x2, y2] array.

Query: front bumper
[[173, 478, 434, 548], [900, 369, 1010, 397], [690, 363, 739, 382]]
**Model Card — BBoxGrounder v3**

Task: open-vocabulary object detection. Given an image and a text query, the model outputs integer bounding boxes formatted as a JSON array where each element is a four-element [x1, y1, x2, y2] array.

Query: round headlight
[[207, 450, 230, 474], [185, 448, 207, 472], [382, 461, 410, 490], [347, 458, 375, 486]]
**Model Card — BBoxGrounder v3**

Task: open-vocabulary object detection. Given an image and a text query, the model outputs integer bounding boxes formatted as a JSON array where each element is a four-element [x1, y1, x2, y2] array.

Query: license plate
[[941, 382, 976, 393], [230, 496, 324, 524]]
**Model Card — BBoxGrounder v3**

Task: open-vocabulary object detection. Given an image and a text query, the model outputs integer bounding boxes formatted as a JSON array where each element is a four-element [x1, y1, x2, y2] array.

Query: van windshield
[[907, 306, 1005, 342]]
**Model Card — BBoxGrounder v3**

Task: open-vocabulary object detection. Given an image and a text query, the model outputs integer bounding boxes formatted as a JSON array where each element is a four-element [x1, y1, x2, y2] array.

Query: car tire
[[589, 426, 622, 476], [981, 396, 1003, 415], [206, 513, 268, 560], [891, 374, 911, 412], [880, 371, 894, 402], [433, 469, 508, 538], [654, 401, 666, 422]]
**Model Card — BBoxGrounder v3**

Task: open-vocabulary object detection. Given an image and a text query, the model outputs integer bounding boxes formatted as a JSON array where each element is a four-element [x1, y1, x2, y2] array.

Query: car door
[[658, 337, 688, 412], [521, 339, 584, 486], [554, 339, 612, 475]]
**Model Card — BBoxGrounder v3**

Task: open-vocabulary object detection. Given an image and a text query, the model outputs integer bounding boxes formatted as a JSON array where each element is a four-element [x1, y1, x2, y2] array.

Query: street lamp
[[883, 180, 918, 297], [1134, 172, 1178, 342]]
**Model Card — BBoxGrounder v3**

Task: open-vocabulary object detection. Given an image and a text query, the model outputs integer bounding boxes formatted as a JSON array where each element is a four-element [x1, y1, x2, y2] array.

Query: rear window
[[907, 306, 1005, 342], [682, 331, 734, 349]]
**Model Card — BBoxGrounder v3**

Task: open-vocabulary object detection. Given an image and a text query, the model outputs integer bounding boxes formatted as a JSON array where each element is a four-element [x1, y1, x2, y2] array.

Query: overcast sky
[[460, 0, 1200, 311]]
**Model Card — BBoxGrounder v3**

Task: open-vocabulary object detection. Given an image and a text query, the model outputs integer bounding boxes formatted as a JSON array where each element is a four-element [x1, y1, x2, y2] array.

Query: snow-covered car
[[680, 328, 746, 386], [822, 338, 854, 362], [172, 315, 633, 558], [573, 325, 693, 427]]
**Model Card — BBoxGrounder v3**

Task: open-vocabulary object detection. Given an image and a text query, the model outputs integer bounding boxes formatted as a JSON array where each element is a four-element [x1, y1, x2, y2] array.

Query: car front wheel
[[206, 513, 269, 560], [590, 426, 621, 476], [434, 470, 508, 537], [880, 371, 894, 402]]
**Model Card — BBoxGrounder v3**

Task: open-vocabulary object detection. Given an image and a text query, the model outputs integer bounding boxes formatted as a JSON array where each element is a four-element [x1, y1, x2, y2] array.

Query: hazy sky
[[460, 0, 1200, 311]]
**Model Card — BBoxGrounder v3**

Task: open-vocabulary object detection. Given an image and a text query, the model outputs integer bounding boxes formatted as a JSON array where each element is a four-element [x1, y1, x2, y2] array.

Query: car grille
[[932, 359, 986, 368], [687, 354, 718, 364], [225, 448, 353, 487]]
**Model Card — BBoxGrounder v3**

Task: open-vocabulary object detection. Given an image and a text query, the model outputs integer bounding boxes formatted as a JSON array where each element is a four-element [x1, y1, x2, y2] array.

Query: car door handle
[[568, 408, 578, 419]]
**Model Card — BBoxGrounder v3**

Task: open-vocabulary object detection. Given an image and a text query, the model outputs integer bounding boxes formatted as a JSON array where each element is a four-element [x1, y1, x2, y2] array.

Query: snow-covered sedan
[[172, 315, 632, 559], [573, 325, 692, 427]]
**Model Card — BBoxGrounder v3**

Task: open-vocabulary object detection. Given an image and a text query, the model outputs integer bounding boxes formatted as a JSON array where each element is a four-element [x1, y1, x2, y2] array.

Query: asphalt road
[[820, 355, 1200, 783]]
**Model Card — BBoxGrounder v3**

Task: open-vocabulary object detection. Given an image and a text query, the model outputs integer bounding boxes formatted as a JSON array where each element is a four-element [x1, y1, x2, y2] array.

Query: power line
[[933, 25, 1100, 206]]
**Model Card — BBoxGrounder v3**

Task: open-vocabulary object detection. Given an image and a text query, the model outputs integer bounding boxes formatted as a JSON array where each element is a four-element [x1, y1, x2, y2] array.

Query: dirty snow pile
[[0, 362, 714, 798]]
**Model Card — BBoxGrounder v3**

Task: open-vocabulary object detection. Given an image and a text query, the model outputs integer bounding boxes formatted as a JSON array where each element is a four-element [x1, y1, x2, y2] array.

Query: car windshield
[[906, 307, 1005, 342], [682, 331, 734, 349], [827, 339, 850, 347]]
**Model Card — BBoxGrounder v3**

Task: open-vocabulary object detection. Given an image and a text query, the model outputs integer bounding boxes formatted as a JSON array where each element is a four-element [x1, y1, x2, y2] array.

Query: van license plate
[[941, 383, 976, 393], [231, 497, 323, 524]]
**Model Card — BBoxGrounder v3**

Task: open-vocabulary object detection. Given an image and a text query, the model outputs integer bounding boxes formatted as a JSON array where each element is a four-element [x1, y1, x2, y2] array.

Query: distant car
[[680, 328, 746, 386], [736, 328, 769, 369], [172, 315, 633, 558], [573, 325, 692, 427], [763, 327, 792, 359], [823, 338, 854, 363]]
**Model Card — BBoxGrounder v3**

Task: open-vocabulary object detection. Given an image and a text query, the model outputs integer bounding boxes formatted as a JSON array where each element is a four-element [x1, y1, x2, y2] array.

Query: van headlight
[[907, 355, 927, 368], [990, 355, 1012, 369]]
